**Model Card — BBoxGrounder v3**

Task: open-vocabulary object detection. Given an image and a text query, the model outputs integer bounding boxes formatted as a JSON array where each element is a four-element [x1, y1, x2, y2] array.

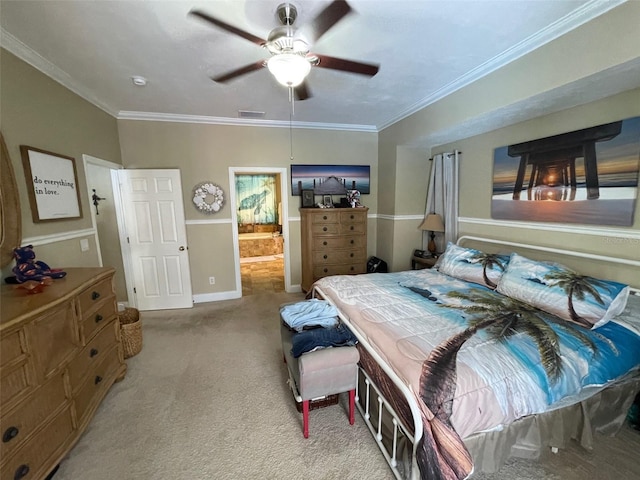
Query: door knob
[[179, 246, 185, 251]]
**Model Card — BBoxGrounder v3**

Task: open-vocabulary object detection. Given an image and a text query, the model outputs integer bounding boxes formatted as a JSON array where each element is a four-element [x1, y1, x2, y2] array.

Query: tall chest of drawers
[[0, 268, 127, 480], [300, 207, 368, 292]]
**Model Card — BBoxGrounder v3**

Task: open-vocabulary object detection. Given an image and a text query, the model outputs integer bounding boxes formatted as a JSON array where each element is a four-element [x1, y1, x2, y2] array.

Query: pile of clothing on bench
[[280, 299, 358, 357]]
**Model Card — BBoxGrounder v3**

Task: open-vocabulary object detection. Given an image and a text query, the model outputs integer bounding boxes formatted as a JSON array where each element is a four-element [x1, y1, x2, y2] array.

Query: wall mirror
[[0, 131, 22, 268]]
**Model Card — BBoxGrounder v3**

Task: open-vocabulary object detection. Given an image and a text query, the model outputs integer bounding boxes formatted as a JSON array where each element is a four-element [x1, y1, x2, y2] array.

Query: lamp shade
[[419, 213, 445, 232], [267, 53, 311, 87]]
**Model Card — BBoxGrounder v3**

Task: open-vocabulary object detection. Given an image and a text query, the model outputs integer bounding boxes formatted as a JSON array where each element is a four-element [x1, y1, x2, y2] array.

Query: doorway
[[229, 167, 290, 296]]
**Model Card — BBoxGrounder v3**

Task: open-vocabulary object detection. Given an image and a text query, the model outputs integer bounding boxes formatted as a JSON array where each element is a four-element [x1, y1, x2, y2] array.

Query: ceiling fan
[[189, 0, 379, 100]]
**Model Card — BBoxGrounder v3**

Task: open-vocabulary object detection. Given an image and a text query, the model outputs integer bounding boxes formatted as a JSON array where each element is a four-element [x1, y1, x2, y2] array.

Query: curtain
[[424, 151, 460, 252], [235, 174, 278, 225]]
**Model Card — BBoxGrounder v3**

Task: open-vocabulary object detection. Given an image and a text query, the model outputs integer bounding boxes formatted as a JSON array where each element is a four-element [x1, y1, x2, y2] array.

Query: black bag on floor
[[367, 256, 388, 273]]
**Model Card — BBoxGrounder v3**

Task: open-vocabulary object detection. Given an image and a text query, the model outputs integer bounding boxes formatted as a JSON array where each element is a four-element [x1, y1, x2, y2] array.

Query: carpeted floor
[[53, 293, 640, 480]]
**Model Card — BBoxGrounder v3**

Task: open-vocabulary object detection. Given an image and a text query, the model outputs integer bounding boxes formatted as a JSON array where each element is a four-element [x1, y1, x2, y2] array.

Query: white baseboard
[[193, 284, 302, 303], [193, 291, 242, 303]]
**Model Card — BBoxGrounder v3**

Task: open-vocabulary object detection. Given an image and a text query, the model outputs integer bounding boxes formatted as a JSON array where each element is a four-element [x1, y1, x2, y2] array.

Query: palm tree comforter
[[313, 268, 640, 480]]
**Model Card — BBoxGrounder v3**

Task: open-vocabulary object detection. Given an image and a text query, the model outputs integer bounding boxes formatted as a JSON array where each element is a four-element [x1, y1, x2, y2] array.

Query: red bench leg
[[349, 389, 355, 425], [303, 400, 310, 438]]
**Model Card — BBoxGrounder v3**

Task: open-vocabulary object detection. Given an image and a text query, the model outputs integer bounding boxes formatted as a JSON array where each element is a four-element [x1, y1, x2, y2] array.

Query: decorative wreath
[[192, 182, 224, 214]]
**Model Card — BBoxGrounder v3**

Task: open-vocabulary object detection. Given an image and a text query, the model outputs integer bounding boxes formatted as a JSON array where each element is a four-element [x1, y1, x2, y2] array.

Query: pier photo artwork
[[491, 116, 640, 226], [290, 164, 370, 196]]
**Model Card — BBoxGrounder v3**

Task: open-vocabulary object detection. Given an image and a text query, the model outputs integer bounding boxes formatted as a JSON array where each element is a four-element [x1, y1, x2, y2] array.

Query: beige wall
[[117, 120, 378, 294], [0, 49, 122, 282], [435, 88, 640, 287], [377, 1, 640, 280]]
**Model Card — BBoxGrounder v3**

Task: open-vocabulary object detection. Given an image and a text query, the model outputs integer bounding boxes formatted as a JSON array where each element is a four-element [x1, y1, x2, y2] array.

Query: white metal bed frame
[[312, 236, 640, 480]]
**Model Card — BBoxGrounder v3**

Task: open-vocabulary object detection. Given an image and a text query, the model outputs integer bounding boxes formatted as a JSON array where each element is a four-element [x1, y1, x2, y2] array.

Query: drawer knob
[[94, 375, 103, 385], [323, 241, 327, 246], [350, 215, 354, 219], [323, 268, 328, 273], [2, 426, 19, 443], [350, 266, 355, 271], [323, 255, 328, 259], [91, 291, 101, 301], [90, 348, 99, 358], [350, 253, 354, 257], [323, 227, 327, 232], [95, 314, 104, 323], [350, 226, 354, 230], [350, 240, 354, 244], [14, 464, 29, 480], [323, 215, 327, 220]]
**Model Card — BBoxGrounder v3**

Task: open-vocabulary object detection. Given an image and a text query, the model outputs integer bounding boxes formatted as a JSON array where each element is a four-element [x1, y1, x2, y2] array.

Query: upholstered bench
[[280, 322, 360, 438]]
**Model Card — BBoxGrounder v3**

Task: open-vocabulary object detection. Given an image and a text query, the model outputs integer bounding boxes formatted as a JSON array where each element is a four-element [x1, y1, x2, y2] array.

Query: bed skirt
[[356, 343, 640, 478], [465, 374, 640, 474]]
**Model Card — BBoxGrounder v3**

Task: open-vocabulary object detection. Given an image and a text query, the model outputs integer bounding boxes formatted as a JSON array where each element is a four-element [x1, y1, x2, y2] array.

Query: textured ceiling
[[0, 0, 632, 132]]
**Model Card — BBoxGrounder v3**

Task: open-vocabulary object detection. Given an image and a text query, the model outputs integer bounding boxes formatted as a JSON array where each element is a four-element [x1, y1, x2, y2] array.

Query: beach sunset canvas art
[[492, 116, 640, 226]]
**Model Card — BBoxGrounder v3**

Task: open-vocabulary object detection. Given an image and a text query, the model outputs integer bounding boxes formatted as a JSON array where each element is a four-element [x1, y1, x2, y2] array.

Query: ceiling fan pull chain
[[289, 89, 295, 161]]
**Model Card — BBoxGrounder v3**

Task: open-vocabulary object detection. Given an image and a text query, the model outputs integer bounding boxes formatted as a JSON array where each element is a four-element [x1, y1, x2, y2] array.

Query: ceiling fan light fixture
[[267, 53, 310, 87]]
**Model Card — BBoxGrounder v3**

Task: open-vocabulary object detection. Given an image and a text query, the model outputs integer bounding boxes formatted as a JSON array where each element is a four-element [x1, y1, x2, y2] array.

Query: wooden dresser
[[0, 268, 126, 480], [300, 207, 368, 292]]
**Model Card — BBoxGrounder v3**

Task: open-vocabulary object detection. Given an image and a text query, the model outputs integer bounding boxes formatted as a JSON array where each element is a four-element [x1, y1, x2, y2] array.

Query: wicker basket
[[118, 308, 142, 359]]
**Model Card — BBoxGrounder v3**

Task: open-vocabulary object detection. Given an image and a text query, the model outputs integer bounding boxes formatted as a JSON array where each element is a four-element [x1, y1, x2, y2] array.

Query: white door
[[118, 169, 193, 310]]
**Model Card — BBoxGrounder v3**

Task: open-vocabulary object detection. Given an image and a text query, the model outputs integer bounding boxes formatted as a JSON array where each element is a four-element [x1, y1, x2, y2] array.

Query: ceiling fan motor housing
[[277, 3, 298, 25]]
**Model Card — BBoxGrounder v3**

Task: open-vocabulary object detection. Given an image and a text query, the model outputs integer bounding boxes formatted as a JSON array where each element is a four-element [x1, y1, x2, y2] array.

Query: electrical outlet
[[209, 276, 215, 285], [80, 238, 90, 252]]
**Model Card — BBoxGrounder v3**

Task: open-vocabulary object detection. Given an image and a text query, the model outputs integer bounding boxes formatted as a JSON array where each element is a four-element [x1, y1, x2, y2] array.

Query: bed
[[311, 237, 640, 480]]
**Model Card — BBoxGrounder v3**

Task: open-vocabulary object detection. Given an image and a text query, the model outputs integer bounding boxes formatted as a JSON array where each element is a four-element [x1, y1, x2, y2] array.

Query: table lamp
[[419, 213, 445, 255]]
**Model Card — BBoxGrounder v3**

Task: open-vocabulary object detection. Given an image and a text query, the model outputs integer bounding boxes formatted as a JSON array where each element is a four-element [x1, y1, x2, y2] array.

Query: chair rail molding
[[459, 217, 640, 240]]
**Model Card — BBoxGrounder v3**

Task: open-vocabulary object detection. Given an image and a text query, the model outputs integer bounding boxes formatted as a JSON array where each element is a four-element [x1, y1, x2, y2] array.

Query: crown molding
[[1, 28, 119, 117], [377, 0, 628, 131], [3, 0, 625, 133], [116, 111, 378, 132]]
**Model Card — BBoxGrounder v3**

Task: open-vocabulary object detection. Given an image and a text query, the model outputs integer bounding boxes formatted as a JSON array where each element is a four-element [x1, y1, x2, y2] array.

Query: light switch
[[80, 238, 90, 252]]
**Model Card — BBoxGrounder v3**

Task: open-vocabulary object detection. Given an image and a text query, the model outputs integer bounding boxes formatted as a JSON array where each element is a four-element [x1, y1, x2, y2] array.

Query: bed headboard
[[457, 235, 640, 294]]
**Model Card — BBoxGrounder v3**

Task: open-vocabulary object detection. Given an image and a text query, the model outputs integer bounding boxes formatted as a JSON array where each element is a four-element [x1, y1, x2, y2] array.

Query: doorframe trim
[[229, 167, 291, 295]]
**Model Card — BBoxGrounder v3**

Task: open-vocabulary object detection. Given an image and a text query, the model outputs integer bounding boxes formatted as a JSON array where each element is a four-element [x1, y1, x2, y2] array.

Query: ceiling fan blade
[[294, 82, 311, 101], [303, 0, 353, 43], [212, 61, 266, 83], [314, 54, 379, 77], [190, 9, 266, 46]]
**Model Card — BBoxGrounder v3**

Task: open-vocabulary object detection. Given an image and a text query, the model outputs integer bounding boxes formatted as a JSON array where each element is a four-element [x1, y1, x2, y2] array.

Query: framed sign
[[301, 189, 315, 208], [20, 146, 82, 222]]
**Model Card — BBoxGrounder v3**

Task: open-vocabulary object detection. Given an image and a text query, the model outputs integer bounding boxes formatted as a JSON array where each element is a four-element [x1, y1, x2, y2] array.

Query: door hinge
[[133, 287, 137, 294], [127, 236, 130, 244]]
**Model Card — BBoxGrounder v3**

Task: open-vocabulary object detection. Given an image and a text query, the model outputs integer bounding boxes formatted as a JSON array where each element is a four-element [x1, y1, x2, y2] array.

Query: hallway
[[240, 257, 285, 295]]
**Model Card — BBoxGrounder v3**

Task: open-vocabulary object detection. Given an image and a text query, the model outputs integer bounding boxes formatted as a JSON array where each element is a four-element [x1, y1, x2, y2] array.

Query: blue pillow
[[436, 243, 510, 289], [496, 253, 630, 329]]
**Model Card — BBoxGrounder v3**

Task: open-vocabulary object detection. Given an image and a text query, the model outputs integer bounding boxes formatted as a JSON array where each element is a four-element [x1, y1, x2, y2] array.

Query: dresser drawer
[[313, 235, 366, 250], [313, 263, 367, 279], [0, 373, 67, 461], [312, 250, 367, 265], [29, 303, 78, 380], [68, 321, 118, 391], [310, 211, 340, 224], [74, 346, 120, 425], [80, 300, 116, 344], [339, 222, 366, 235], [0, 407, 73, 480], [1, 330, 25, 367], [310, 223, 340, 235], [0, 330, 33, 406], [78, 277, 114, 318], [0, 367, 32, 408], [339, 211, 366, 223]]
